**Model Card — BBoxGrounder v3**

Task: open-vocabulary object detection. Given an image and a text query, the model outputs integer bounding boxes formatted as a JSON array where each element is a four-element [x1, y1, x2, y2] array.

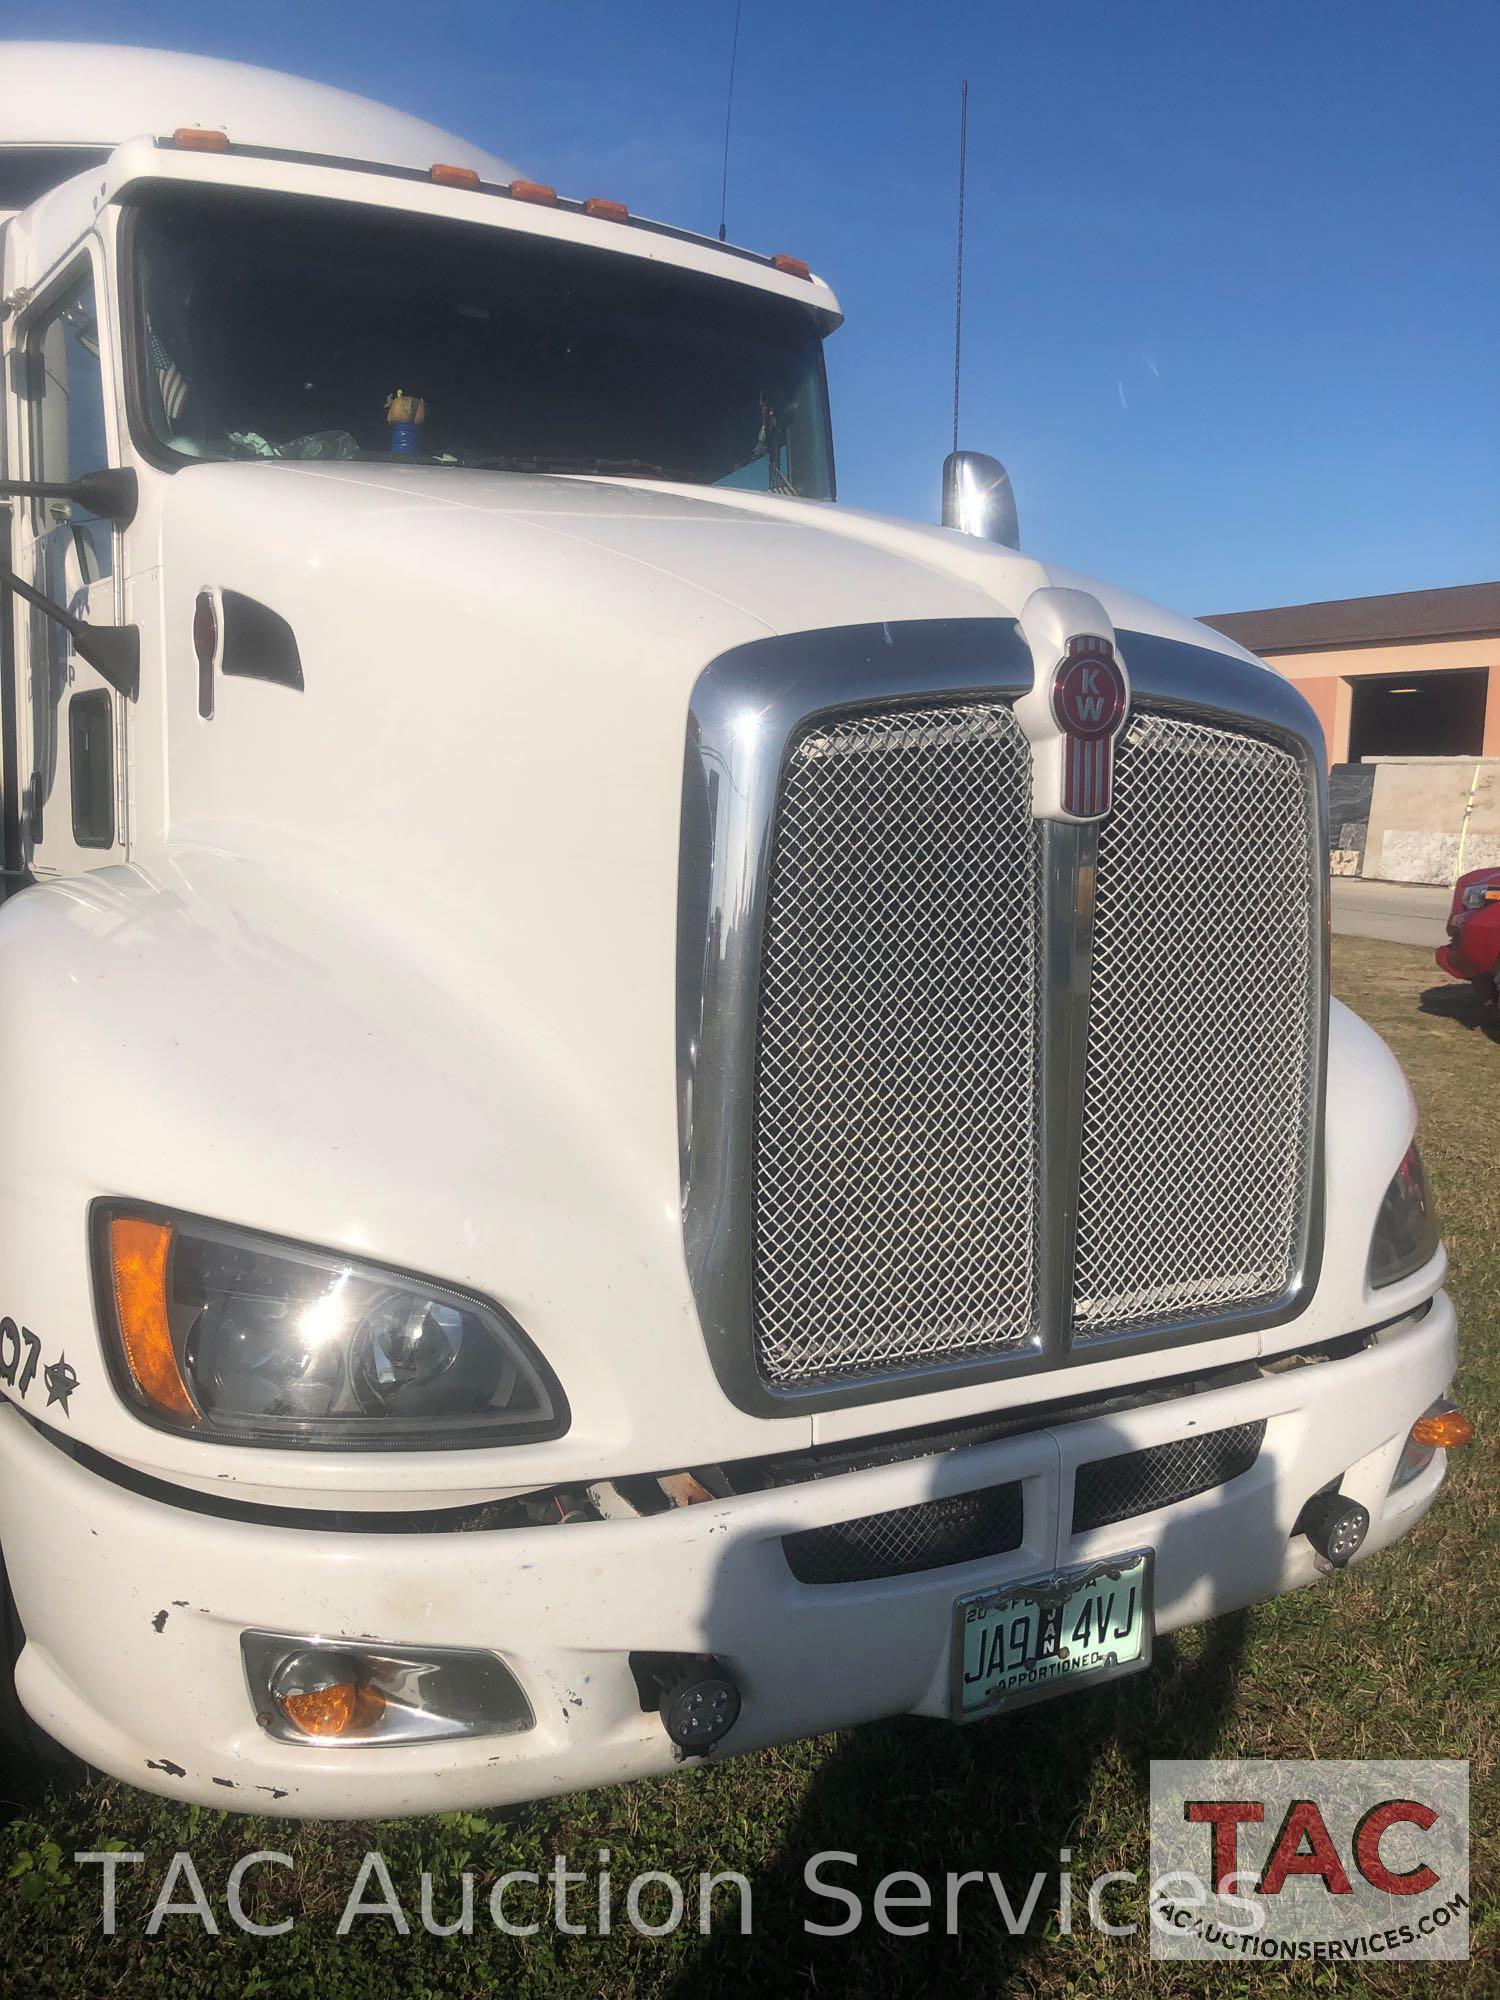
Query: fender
[[1319, 996, 1441, 1326], [0, 845, 810, 1508]]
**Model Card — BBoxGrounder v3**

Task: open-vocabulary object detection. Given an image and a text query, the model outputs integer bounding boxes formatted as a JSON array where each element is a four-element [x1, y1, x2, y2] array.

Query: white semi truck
[[0, 44, 1462, 1817]]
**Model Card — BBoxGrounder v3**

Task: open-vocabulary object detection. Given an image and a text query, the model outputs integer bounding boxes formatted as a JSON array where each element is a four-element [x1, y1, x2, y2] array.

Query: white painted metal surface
[[0, 1299, 1456, 1814], [0, 41, 519, 179], [0, 49, 1458, 1812]]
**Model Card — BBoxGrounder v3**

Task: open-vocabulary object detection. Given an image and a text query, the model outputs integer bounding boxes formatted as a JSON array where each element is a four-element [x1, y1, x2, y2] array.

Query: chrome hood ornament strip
[[1014, 587, 1131, 823]]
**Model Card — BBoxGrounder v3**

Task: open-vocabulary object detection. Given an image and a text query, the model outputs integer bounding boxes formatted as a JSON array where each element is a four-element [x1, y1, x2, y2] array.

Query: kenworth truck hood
[[3, 460, 1361, 1513], [160, 458, 1259, 663]]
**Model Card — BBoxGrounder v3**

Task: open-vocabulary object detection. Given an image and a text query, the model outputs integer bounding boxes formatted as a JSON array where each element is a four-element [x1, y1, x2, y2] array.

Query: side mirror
[[0, 466, 139, 527], [0, 561, 139, 700], [941, 451, 1019, 549]]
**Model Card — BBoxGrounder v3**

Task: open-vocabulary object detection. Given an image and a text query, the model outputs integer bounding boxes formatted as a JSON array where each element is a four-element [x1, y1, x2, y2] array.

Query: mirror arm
[[0, 467, 139, 527], [0, 563, 140, 701]]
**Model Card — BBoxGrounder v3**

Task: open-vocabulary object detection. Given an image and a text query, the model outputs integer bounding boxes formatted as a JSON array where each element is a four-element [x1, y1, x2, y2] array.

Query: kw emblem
[[1047, 636, 1129, 819]]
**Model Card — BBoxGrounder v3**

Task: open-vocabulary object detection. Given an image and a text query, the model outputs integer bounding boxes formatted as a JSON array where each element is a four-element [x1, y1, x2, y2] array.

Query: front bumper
[[0, 1295, 1456, 1818], [1437, 902, 1500, 984]]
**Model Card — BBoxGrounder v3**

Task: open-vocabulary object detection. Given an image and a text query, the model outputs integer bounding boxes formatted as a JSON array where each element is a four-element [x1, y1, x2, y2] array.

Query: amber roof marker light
[[429, 162, 481, 189], [107, 1214, 200, 1423], [170, 127, 231, 152], [584, 196, 630, 222], [508, 179, 558, 206], [772, 253, 812, 280]]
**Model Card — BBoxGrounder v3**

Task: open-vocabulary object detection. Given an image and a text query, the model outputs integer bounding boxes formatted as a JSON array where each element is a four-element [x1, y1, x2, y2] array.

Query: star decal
[[43, 1353, 78, 1416]]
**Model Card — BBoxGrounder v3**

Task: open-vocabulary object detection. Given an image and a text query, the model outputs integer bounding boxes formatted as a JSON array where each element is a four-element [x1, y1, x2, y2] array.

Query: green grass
[[2, 937, 1493, 1996]]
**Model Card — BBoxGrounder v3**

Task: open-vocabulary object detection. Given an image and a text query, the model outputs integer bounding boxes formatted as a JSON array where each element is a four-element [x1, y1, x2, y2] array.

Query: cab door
[[6, 246, 127, 874]]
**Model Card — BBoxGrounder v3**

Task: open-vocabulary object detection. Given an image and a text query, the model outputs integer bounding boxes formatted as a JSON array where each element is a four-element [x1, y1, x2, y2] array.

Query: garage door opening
[[1347, 667, 1487, 761]]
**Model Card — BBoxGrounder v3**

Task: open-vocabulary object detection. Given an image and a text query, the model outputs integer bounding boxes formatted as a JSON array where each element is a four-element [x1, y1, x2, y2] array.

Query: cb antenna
[[952, 78, 969, 455], [718, 0, 744, 242]]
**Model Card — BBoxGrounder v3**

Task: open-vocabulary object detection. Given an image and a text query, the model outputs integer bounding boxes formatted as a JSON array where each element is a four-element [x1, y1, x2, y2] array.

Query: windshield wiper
[[354, 449, 676, 479], [451, 453, 676, 479]]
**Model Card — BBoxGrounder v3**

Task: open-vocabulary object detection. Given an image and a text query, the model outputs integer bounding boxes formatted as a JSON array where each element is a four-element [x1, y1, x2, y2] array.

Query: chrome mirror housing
[[941, 451, 1019, 549]]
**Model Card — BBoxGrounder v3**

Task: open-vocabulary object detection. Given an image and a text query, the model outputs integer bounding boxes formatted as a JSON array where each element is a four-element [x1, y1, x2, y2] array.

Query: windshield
[[129, 187, 834, 498]]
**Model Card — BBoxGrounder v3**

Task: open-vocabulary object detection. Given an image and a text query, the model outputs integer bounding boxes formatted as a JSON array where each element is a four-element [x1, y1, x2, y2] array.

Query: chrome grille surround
[[1073, 713, 1322, 1336], [677, 621, 1328, 1418], [753, 703, 1041, 1384]]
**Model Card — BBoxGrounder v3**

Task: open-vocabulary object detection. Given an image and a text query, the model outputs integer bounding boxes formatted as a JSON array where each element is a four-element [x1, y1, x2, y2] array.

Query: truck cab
[[0, 44, 1459, 1815]]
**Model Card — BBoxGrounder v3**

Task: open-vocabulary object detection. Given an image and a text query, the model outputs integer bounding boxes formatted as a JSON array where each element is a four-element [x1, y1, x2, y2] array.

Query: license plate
[[952, 1550, 1153, 1719]]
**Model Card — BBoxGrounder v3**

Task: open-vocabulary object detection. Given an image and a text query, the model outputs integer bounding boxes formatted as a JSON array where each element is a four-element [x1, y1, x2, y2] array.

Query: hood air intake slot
[[220, 590, 304, 690]]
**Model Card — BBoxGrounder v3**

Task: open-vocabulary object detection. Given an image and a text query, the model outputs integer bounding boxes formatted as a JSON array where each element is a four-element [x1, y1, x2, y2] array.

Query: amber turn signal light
[[509, 179, 558, 206], [278, 1680, 384, 1738], [171, 127, 231, 152], [268, 1647, 386, 1739], [429, 162, 481, 189], [108, 1216, 200, 1424], [1410, 1408, 1472, 1448]]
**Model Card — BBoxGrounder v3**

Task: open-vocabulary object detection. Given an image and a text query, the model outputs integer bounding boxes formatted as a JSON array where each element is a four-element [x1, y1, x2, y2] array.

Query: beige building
[[1201, 580, 1500, 771], [1200, 582, 1500, 882]]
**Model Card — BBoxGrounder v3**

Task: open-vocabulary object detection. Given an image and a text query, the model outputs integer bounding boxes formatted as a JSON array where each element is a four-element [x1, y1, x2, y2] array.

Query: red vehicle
[[1436, 866, 1500, 1003]]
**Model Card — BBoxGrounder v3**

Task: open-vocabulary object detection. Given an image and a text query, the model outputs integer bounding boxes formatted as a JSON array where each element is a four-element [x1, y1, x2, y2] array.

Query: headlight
[[92, 1204, 567, 1448], [1367, 1142, 1439, 1289]]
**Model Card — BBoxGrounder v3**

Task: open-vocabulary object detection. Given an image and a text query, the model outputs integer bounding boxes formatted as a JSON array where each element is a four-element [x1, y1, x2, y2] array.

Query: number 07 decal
[[0, 1318, 78, 1414]]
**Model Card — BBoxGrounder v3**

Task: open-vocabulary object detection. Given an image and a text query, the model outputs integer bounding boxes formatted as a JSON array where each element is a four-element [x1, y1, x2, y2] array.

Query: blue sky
[[12, 1, 1498, 612]]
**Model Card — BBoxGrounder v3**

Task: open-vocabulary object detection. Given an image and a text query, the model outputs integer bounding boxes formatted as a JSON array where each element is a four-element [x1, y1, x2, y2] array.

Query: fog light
[[658, 1665, 741, 1756], [243, 1632, 533, 1746], [1297, 1489, 1371, 1569]]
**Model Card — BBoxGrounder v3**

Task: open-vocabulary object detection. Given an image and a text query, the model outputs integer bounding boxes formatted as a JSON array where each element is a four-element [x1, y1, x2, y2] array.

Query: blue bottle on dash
[[386, 390, 427, 456]]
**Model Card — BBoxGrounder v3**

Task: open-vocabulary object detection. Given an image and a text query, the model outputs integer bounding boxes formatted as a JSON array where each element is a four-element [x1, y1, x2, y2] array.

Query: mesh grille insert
[[1073, 713, 1318, 1336], [752, 703, 1041, 1386], [783, 1482, 1024, 1585], [1072, 1420, 1267, 1532]]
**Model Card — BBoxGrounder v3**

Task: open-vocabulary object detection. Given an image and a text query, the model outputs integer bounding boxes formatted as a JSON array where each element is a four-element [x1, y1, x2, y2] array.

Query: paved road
[[1331, 877, 1450, 948]]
